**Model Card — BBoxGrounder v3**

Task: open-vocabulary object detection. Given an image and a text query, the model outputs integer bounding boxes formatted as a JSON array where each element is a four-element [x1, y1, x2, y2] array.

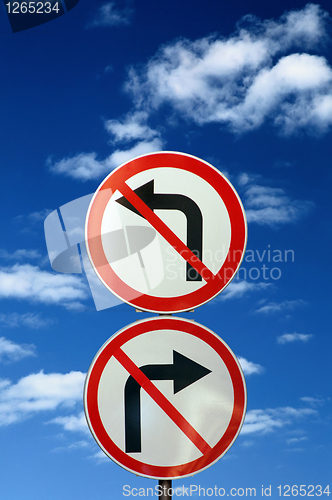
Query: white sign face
[[84, 317, 247, 479], [85, 152, 247, 313]]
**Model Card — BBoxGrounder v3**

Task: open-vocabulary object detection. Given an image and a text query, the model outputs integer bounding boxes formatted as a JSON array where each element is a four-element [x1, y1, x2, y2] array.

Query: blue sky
[[0, 1, 331, 498]]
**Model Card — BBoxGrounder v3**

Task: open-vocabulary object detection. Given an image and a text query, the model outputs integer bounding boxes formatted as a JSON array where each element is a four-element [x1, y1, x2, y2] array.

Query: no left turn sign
[[84, 317, 247, 479], [85, 152, 247, 313]]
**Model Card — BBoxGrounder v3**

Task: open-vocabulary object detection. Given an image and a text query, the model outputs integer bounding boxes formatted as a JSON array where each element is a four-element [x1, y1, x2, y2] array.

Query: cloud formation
[[50, 411, 89, 434], [237, 356, 264, 376], [87, 2, 133, 28], [0, 371, 85, 425], [0, 249, 41, 261], [48, 138, 162, 181], [300, 396, 326, 405], [105, 111, 160, 143], [255, 299, 305, 314], [125, 4, 332, 134], [14, 209, 52, 224], [49, 3, 332, 188], [0, 337, 36, 363], [286, 436, 308, 445], [50, 5, 332, 183], [238, 173, 313, 225], [0, 312, 50, 329], [277, 332, 314, 344], [242, 406, 317, 435], [0, 264, 88, 310], [217, 280, 270, 300]]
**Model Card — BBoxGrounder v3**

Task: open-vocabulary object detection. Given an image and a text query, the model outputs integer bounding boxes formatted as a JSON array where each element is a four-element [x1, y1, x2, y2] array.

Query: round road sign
[[84, 316, 247, 479], [85, 152, 247, 313]]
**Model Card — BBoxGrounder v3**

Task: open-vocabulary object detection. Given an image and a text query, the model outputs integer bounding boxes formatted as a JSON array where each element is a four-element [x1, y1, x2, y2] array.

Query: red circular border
[[86, 152, 247, 313], [84, 317, 247, 479]]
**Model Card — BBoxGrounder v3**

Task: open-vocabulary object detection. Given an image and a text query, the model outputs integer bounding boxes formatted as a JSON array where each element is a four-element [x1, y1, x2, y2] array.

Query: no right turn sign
[[84, 316, 247, 479]]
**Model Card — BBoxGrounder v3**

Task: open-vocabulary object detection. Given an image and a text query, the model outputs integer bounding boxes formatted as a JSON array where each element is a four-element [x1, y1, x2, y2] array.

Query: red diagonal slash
[[118, 182, 215, 283], [114, 347, 212, 455]]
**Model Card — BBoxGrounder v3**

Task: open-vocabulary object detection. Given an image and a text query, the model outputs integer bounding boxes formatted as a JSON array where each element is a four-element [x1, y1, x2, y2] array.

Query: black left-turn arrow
[[116, 180, 203, 281], [124, 350, 211, 453]]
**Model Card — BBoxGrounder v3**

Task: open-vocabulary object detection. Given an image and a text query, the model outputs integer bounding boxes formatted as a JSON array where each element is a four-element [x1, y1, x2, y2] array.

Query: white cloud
[[0, 249, 41, 261], [239, 174, 313, 225], [87, 2, 133, 28], [287, 436, 308, 445], [105, 111, 160, 143], [49, 411, 89, 434], [277, 332, 313, 344], [27, 209, 53, 222], [300, 396, 326, 405], [49, 412, 108, 460], [241, 440, 254, 448], [109, 139, 163, 168], [48, 138, 163, 181], [231, 53, 332, 133], [90, 449, 109, 463], [67, 440, 90, 450], [0, 371, 85, 425], [52, 440, 91, 453], [49, 4, 332, 187], [48, 152, 108, 181], [217, 280, 270, 300], [0, 337, 36, 363], [125, 4, 332, 135], [241, 406, 317, 435], [255, 299, 305, 314], [0, 264, 88, 310], [14, 209, 52, 224], [237, 356, 264, 376], [0, 312, 50, 329]]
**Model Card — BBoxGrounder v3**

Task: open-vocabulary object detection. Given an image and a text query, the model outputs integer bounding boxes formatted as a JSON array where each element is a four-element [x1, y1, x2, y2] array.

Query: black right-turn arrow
[[124, 350, 211, 453]]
